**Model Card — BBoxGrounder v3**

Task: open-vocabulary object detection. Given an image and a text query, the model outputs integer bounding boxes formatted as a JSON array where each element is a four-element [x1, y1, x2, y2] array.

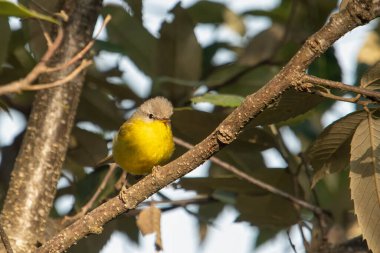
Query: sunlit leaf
[[308, 110, 369, 187], [350, 112, 380, 253], [0, 0, 59, 24], [191, 93, 244, 107]]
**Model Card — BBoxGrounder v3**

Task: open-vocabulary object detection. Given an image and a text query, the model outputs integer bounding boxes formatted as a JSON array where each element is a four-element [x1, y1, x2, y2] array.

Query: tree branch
[[37, 1, 379, 252], [174, 137, 325, 216], [303, 74, 380, 101], [0, 224, 13, 253], [0, 15, 110, 96]]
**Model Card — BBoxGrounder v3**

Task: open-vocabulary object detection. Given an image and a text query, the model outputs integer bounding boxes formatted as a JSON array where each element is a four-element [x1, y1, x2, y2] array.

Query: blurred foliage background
[[0, 0, 379, 252]]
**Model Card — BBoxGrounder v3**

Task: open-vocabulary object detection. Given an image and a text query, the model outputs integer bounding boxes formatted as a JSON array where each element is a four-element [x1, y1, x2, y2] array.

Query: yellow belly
[[112, 117, 174, 175]]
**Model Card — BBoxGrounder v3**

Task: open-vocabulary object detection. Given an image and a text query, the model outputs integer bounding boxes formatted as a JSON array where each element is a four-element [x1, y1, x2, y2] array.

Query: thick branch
[[0, 1, 102, 252], [38, 1, 379, 252]]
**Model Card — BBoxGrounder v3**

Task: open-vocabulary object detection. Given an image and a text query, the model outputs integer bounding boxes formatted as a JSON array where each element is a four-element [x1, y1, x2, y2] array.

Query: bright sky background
[[0, 0, 377, 253]]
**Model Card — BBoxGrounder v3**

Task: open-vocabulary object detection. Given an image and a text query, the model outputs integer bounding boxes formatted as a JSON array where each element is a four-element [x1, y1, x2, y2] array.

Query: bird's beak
[[161, 118, 171, 125]]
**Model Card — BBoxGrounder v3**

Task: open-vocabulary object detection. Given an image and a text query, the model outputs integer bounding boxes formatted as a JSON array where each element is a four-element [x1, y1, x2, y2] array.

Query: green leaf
[[180, 169, 298, 197], [191, 93, 244, 107], [181, 169, 301, 228], [252, 88, 326, 126], [308, 48, 341, 81], [206, 64, 280, 96], [187, 1, 245, 34], [0, 17, 10, 72], [254, 228, 281, 248], [187, 1, 227, 24], [0, 0, 59, 24], [360, 61, 380, 89], [86, 66, 141, 103], [153, 3, 202, 99], [74, 168, 120, 210], [308, 110, 369, 187], [68, 217, 137, 253], [102, 5, 157, 76], [0, 99, 11, 116], [235, 193, 299, 228], [67, 127, 108, 167], [76, 84, 124, 131], [238, 23, 285, 66], [124, 0, 142, 22], [350, 112, 380, 253], [172, 109, 225, 144]]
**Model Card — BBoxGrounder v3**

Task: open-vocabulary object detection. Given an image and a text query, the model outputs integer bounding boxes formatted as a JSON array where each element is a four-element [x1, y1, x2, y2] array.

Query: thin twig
[[298, 222, 310, 251], [62, 163, 117, 226], [24, 60, 92, 91], [143, 195, 211, 208], [299, 153, 321, 207], [46, 15, 111, 73], [314, 90, 370, 106], [173, 137, 326, 216], [287, 229, 298, 253], [267, 124, 299, 173], [303, 74, 380, 102], [0, 15, 111, 96], [0, 224, 13, 253]]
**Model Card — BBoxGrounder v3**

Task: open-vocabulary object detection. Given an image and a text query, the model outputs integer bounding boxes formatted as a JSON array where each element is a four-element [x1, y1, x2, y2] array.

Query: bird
[[106, 96, 175, 175]]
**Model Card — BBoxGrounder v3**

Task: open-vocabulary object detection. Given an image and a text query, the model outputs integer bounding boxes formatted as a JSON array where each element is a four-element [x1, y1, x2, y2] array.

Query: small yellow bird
[[111, 97, 175, 175]]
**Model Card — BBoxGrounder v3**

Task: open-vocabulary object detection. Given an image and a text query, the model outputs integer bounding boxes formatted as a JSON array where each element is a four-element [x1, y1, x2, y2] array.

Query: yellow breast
[[112, 117, 174, 175]]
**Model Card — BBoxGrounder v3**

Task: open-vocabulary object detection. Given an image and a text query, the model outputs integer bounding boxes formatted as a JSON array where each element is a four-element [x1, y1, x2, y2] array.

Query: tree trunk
[[0, 0, 102, 252]]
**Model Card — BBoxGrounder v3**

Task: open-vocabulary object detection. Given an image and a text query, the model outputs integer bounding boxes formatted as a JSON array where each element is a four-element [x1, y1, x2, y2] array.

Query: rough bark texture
[[37, 1, 380, 253], [0, 0, 101, 252]]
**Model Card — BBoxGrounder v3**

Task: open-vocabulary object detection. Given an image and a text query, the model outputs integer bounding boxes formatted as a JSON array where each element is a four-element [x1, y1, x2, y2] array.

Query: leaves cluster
[[0, 0, 380, 252]]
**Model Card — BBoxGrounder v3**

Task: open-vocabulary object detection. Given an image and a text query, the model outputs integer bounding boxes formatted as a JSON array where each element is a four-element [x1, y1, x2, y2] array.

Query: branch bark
[[38, 1, 379, 252], [0, 0, 101, 252], [303, 74, 380, 101]]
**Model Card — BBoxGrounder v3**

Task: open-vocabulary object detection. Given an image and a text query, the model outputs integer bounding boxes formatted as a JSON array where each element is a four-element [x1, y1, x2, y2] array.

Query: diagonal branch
[[37, 1, 380, 252], [173, 137, 325, 216]]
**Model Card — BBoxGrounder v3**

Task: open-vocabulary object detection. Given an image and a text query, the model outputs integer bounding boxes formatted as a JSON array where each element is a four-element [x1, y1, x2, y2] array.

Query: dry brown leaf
[[136, 205, 163, 251], [350, 112, 380, 253], [358, 32, 380, 65]]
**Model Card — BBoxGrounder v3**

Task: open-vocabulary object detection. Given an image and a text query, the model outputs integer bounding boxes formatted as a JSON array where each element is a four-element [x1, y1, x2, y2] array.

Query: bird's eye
[[148, 113, 154, 119]]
